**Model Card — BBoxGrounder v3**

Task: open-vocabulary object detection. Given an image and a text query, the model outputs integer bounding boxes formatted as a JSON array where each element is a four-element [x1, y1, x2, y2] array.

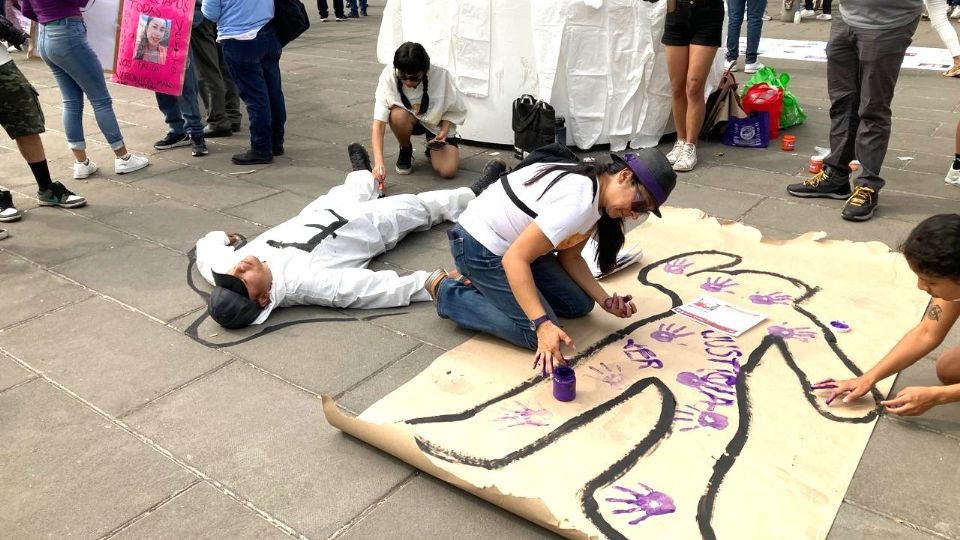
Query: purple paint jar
[[829, 320, 851, 333], [553, 366, 577, 402]]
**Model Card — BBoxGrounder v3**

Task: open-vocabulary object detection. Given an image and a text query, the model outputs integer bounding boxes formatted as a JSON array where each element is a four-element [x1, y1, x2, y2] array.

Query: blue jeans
[[346, 0, 367, 13], [725, 0, 768, 64], [155, 52, 204, 137], [37, 19, 125, 151], [222, 26, 286, 155], [435, 224, 594, 350]]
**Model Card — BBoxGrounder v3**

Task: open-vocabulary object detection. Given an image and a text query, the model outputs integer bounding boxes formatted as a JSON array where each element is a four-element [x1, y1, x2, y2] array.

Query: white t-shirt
[[457, 164, 600, 256], [372, 64, 467, 137]]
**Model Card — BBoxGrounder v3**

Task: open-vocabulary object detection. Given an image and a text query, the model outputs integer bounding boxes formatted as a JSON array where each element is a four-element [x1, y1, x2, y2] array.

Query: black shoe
[[396, 145, 414, 175], [203, 125, 233, 138], [153, 132, 191, 150], [348, 11, 359, 18], [231, 123, 241, 133], [37, 181, 86, 209], [470, 159, 507, 195], [272, 144, 285, 157], [232, 151, 274, 165], [191, 135, 209, 157], [786, 168, 851, 199], [348, 142, 372, 172], [360, 8, 367, 15], [0, 189, 22, 222], [841, 186, 878, 222]]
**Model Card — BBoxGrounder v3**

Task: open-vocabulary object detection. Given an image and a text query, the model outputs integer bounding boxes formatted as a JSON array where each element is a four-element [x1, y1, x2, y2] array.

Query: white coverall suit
[[196, 171, 475, 325]]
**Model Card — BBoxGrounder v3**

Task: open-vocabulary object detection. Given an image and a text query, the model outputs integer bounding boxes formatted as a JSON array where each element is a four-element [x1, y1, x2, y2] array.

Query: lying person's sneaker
[[203, 125, 233, 138], [115, 153, 150, 175], [0, 190, 22, 222], [665, 138, 685, 165], [153, 132, 191, 150], [744, 62, 764, 74], [672, 143, 697, 172], [232, 150, 273, 165], [786, 168, 851, 199], [191, 135, 209, 157], [272, 144, 285, 157], [73, 159, 98, 180], [945, 165, 960, 186], [470, 159, 507, 195], [396, 145, 414, 175], [37, 181, 87, 208], [348, 142, 372, 171], [841, 186, 878, 222]]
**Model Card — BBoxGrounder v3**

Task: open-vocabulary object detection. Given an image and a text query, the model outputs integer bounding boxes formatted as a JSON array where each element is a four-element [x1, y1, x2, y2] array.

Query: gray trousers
[[190, 18, 242, 131], [824, 16, 918, 190]]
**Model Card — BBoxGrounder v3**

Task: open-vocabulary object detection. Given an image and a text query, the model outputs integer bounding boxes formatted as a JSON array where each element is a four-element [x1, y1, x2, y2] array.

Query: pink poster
[[112, 0, 195, 96]]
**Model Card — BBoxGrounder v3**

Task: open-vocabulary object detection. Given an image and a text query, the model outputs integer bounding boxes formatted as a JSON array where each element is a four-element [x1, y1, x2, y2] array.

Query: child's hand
[[881, 386, 943, 416]]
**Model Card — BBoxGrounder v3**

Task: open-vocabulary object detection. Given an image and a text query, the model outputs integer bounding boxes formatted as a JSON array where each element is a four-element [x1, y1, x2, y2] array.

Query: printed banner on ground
[[112, 0, 194, 95]]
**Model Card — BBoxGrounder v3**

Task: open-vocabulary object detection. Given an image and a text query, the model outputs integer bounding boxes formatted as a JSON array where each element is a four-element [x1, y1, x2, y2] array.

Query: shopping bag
[[700, 66, 740, 140], [740, 66, 806, 129], [512, 95, 556, 158], [723, 112, 770, 148]]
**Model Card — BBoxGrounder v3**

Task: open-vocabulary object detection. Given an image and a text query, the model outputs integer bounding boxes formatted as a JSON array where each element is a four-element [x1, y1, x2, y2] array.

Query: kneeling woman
[[430, 149, 677, 367]]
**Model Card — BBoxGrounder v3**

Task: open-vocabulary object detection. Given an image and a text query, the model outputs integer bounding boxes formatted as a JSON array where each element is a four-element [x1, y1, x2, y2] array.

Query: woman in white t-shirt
[[370, 42, 467, 189], [428, 148, 677, 371]]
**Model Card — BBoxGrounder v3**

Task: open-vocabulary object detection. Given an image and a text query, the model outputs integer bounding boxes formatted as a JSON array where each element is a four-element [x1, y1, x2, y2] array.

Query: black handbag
[[272, 0, 310, 47], [512, 95, 556, 158]]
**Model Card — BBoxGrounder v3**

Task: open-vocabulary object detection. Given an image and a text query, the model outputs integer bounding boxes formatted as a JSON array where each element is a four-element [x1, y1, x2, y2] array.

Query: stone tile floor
[[1, 2, 959, 538]]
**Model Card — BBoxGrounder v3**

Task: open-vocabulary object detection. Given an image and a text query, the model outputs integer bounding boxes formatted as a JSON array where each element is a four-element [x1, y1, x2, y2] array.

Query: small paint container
[[553, 366, 577, 402], [781, 134, 796, 152], [829, 320, 851, 333], [808, 155, 824, 174], [849, 160, 860, 172]]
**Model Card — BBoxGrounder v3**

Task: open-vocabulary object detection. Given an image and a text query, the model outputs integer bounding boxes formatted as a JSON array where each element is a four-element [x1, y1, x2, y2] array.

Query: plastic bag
[[740, 66, 806, 129], [742, 83, 783, 139], [723, 112, 770, 148]]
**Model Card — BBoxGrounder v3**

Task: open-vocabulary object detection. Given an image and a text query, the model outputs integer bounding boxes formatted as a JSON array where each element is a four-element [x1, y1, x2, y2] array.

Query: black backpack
[[272, 0, 310, 47]]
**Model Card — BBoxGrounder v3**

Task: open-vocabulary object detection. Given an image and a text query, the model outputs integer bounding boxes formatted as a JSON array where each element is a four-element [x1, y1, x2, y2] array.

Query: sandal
[[943, 64, 960, 78], [426, 269, 448, 302]]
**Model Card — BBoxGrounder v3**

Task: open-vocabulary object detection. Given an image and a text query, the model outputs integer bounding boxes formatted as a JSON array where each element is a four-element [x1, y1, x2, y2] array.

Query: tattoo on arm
[[927, 302, 942, 321]]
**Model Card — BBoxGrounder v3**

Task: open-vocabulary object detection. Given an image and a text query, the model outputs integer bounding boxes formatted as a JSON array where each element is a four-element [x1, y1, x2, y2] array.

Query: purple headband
[[623, 153, 667, 205]]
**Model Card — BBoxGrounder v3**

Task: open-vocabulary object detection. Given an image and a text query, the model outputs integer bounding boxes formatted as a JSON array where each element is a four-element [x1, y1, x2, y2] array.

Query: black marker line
[[414, 378, 673, 469]]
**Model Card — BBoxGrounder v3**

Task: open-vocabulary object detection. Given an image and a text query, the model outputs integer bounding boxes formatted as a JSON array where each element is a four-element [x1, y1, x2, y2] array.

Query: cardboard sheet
[[324, 208, 929, 539]]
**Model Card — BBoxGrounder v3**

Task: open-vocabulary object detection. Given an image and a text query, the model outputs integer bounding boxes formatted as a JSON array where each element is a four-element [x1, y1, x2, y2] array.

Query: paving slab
[[59, 178, 167, 220], [337, 343, 446, 413], [223, 190, 317, 227], [667, 182, 766, 221], [128, 164, 281, 211], [123, 361, 413, 539], [0, 251, 92, 330], [346, 301, 475, 354], [112, 482, 290, 540], [0, 208, 136, 267], [826, 503, 940, 540], [0, 380, 194, 539], [0, 352, 34, 392], [888, 357, 960, 440], [0, 297, 229, 417]]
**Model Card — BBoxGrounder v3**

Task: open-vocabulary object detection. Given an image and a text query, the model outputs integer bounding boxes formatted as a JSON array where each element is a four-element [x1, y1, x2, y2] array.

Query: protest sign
[[112, 0, 194, 95]]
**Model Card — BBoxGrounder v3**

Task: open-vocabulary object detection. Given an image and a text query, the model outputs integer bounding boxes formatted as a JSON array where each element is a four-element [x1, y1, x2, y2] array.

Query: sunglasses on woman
[[396, 71, 424, 83], [632, 184, 656, 215]]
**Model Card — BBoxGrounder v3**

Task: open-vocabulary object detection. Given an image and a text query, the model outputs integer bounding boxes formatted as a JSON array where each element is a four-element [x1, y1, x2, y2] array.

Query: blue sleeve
[[201, 0, 221, 22]]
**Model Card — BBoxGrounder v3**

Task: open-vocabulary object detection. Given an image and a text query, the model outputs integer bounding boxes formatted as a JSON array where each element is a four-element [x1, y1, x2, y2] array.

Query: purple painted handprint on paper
[[605, 483, 676, 525], [700, 277, 738, 294], [623, 339, 663, 369], [767, 323, 818, 342], [674, 403, 730, 432], [586, 362, 627, 390], [494, 401, 552, 429], [749, 291, 792, 305], [664, 258, 693, 275], [650, 323, 694, 344]]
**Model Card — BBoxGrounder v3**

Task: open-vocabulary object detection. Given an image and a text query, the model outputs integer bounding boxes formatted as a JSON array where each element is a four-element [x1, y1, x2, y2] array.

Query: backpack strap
[[500, 174, 537, 218]]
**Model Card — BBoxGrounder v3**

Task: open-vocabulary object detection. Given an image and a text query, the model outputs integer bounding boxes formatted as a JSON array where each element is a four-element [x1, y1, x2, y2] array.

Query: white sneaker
[[744, 62, 764, 74], [666, 139, 686, 165], [945, 165, 960, 186], [115, 153, 149, 175], [73, 159, 99, 179], [724, 58, 738, 72], [673, 143, 697, 172], [761, 10, 772, 21], [815, 13, 832, 20], [799, 9, 816, 18], [951, 6, 960, 18]]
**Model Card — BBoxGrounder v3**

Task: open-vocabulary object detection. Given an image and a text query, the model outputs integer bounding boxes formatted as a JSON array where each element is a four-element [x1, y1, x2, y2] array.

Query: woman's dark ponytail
[[393, 42, 431, 115]]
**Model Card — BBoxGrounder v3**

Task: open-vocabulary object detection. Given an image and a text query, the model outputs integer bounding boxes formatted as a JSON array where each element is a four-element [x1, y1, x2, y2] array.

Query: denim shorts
[[0, 61, 45, 139], [661, 0, 725, 47]]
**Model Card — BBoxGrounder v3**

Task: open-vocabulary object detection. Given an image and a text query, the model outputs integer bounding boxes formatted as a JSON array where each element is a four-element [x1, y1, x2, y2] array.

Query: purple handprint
[[767, 323, 818, 342], [700, 277, 738, 294], [674, 403, 730, 432], [664, 258, 693, 275], [586, 362, 627, 390], [749, 291, 792, 305], [494, 401, 552, 428], [650, 323, 694, 344], [605, 483, 676, 524]]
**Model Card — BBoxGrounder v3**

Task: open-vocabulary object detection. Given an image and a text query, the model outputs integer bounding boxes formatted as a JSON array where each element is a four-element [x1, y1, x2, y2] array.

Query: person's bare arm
[[371, 120, 387, 189]]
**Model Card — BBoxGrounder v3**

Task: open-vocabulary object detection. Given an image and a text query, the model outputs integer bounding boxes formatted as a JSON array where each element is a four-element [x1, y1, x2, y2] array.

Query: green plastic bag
[[740, 66, 806, 128]]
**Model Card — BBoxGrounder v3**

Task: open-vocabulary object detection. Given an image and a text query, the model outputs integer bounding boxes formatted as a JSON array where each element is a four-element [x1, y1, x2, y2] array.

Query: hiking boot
[[786, 169, 851, 199], [841, 186, 878, 222], [73, 159, 98, 180], [348, 142, 372, 171], [232, 150, 273, 165], [38, 181, 86, 208], [115, 154, 150, 175], [396, 145, 414, 175], [470, 159, 507, 195], [0, 190, 22, 222], [191, 135, 209, 157], [666, 139, 685, 165], [154, 132, 191, 150]]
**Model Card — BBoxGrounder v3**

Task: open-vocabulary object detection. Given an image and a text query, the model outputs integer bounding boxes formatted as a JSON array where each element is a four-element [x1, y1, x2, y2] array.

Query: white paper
[[672, 294, 767, 337]]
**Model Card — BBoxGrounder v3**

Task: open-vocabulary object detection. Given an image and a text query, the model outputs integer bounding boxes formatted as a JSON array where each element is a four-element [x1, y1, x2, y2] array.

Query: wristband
[[529, 315, 551, 331]]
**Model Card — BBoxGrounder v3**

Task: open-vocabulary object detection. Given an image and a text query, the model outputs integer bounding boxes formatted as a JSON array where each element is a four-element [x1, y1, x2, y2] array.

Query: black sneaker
[[348, 142, 372, 171], [231, 123, 242, 133], [37, 181, 87, 208], [191, 135, 209, 157], [0, 190, 22, 222], [841, 186, 878, 222], [360, 8, 367, 15], [203, 125, 232, 138], [272, 144, 285, 157], [348, 11, 359, 18], [153, 132, 191, 150], [470, 159, 507, 195], [232, 150, 273, 165], [786, 169, 851, 199], [396, 145, 414, 175]]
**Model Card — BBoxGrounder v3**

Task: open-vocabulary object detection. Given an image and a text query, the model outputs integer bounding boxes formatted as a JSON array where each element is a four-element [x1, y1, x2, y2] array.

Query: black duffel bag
[[273, 0, 310, 47], [512, 95, 556, 158]]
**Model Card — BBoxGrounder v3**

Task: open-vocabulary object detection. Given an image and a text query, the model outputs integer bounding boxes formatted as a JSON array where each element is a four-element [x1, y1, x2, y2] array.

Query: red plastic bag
[[742, 83, 784, 139]]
